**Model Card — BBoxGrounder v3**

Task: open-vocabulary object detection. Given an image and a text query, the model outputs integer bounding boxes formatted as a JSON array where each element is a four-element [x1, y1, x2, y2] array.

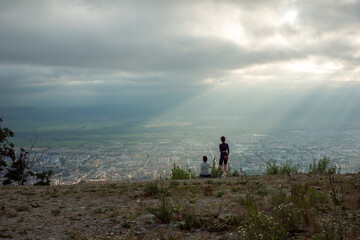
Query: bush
[[273, 203, 301, 234], [34, 170, 53, 186], [238, 212, 286, 240], [170, 164, 196, 180], [311, 210, 358, 240], [266, 159, 279, 175], [279, 160, 298, 175], [227, 167, 241, 177], [239, 193, 258, 215], [271, 189, 288, 207], [179, 211, 202, 230], [266, 160, 298, 175], [216, 189, 225, 197], [143, 181, 160, 197], [145, 195, 173, 223], [309, 157, 339, 175], [211, 158, 223, 178]]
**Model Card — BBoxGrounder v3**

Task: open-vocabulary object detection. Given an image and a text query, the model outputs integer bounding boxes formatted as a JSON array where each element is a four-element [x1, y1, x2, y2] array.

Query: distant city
[[25, 128, 360, 185]]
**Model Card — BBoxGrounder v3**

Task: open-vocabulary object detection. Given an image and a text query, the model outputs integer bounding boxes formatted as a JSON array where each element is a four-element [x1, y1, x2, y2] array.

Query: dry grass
[[0, 174, 359, 239]]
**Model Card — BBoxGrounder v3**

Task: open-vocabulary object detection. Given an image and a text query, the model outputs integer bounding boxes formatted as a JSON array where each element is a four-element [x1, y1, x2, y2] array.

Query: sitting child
[[200, 156, 212, 178]]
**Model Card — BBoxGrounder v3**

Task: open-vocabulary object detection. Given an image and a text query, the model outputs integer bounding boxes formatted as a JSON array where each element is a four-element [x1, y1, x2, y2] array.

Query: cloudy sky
[[0, 0, 360, 109]]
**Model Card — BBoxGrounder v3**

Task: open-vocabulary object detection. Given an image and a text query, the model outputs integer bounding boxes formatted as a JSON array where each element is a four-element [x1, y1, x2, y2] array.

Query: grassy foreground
[[0, 174, 360, 240]]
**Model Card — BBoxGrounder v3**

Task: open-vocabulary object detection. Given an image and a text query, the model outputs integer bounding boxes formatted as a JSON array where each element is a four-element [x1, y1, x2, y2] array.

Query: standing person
[[219, 136, 229, 177], [199, 156, 212, 178]]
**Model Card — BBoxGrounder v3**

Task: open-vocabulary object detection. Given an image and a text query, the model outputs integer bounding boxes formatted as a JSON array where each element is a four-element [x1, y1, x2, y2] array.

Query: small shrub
[[145, 195, 173, 223], [93, 208, 106, 214], [256, 188, 269, 196], [121, 220, 131, 228], [51, 209, 61, 216], [238, 212, 286, 240], [16, 206, 29, 212], [143, 181, 160, 197], [311, 210, 356, 240], [330, 186, 342, 206], [224, 214, 242, 228], [179, 211, 202, 230], [170, 164, 196, 180], [279, 160, 298, 175], [239, 193, 257, 215], [308, 187, 328, 206], [205, 219, 228, 232], [309, 157, 339, 175], [227, 167, 240, 177], [273, 203, 301, 234], [266, 159, 279, 175], [290, 182, 318, 227], [188, 198, 197, 203], [211, 158, 223, 178], [206, 179, 214, 184], [172, 204, 183, 215], [266, 160, 298, 175], [216, 189, 225, 197], [7, 211, 18, 218]]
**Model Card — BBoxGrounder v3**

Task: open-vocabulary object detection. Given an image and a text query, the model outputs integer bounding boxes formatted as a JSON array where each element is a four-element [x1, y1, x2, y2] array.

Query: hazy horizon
[[1, 0, 360, 136]]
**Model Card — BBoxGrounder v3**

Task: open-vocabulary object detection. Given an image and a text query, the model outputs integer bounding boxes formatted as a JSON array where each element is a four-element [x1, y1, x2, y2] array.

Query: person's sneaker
[[221, 173, 226, 178]]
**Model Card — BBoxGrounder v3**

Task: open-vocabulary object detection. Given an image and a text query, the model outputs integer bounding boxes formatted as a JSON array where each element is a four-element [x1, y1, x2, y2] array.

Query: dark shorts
[[219, 152, 228, 165], [200, 174, 212, 178]]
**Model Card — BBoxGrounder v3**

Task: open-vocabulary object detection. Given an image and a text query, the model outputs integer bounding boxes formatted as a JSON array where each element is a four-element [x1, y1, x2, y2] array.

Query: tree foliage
[[3, 148, 31, 185], [0, 118, 15, 172], [0, 117, 52, 185], [34, 170, 53, 186]]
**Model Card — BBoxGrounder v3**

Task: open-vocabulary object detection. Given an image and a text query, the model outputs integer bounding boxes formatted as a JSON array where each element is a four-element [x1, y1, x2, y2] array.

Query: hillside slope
[[1, 174, 360, 239]]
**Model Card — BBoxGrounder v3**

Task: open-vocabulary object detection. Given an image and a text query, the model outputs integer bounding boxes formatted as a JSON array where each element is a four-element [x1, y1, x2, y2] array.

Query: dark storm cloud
[[295, 0, 360, 32], [2, 0, 354, 71]]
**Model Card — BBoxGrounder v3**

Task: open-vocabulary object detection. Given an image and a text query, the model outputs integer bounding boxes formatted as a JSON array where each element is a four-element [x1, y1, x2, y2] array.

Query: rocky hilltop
[[1, 174, 360, 239]]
